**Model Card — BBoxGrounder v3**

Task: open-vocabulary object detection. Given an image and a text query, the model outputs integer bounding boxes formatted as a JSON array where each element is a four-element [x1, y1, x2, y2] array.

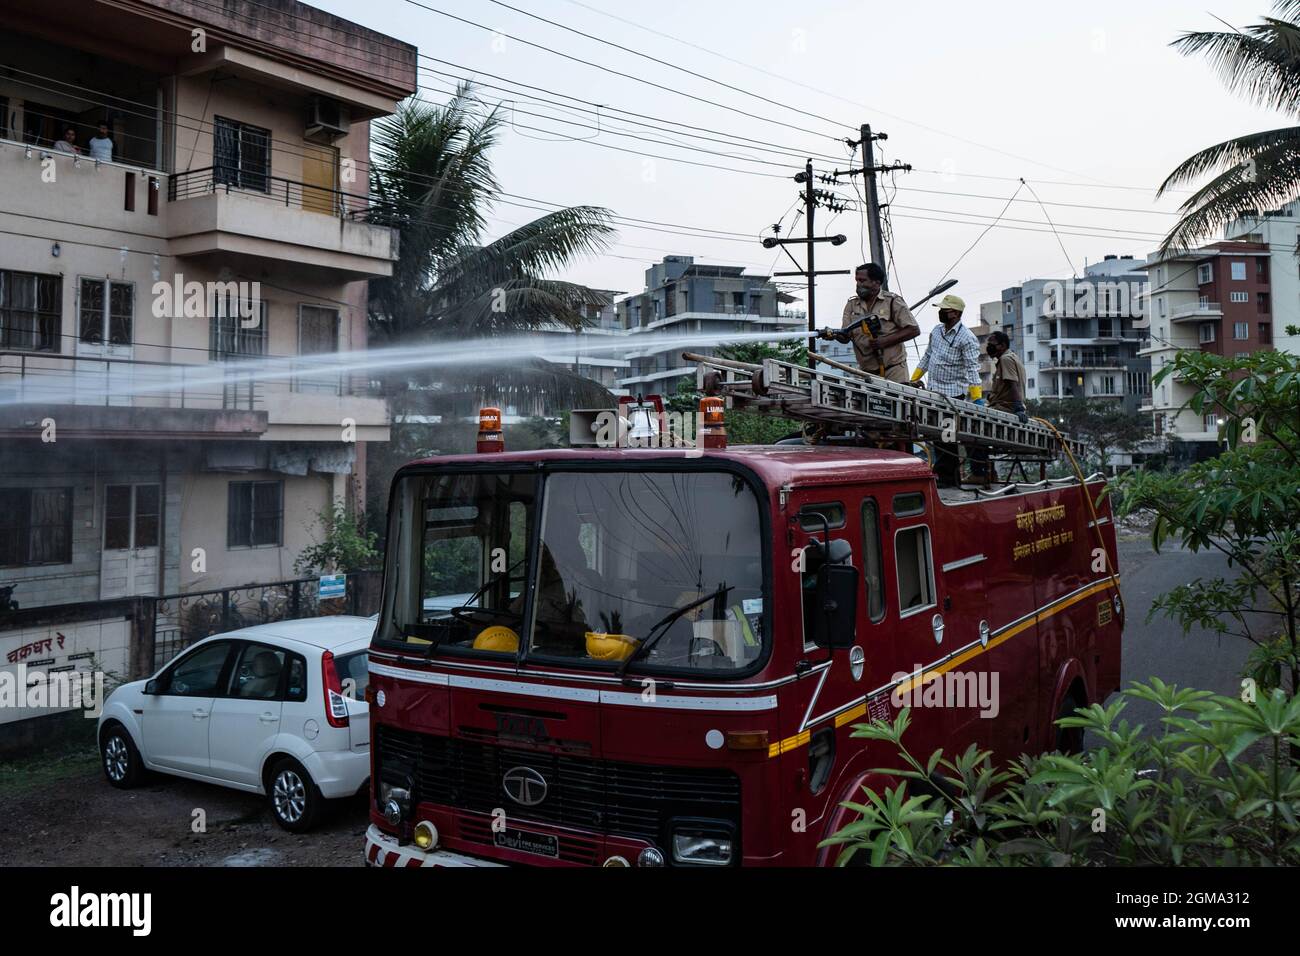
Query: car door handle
[[192, 709, 209, 719], [259, 712, 277, 723]]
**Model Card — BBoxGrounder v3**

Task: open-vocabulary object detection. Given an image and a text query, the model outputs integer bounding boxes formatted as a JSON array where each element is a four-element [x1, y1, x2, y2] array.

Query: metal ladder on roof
[[689, 353, 1083, 461]]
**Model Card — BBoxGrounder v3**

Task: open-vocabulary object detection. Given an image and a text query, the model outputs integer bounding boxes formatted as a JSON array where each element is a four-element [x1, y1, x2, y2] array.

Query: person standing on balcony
[[54, 126, 80, 154], [820, 263, 919, 383], [87, 122, 114, 162]]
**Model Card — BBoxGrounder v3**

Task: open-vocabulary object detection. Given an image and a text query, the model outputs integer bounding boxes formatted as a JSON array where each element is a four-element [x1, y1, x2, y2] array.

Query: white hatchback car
[[97, 616, 374, 832]]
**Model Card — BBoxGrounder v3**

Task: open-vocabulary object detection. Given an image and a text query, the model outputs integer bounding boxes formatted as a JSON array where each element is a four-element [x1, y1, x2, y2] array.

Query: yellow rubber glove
[[910, 367, 925, 382], [968, 384, 983, 401]]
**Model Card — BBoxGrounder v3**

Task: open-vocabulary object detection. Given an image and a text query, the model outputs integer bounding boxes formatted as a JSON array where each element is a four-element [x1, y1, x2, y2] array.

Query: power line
[[477, 0, 853, 133], [397, 0, 849, 143]]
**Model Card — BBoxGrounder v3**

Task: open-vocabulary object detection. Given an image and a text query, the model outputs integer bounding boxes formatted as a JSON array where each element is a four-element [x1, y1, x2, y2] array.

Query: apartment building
[[992, 256, 1150, 415], [0, 0, 416, 609], [1140, 239, 1273, 458], [1224, 203, 1299, 356], [616, 256, 804, 394], [973, 300, 1002, 390]]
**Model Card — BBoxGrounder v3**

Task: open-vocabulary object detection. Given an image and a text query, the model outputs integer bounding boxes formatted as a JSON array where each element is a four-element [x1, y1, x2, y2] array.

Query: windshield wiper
[[420, 557, 526, 660], [616, 584, 733, 681], [459, 556, 526, 609]]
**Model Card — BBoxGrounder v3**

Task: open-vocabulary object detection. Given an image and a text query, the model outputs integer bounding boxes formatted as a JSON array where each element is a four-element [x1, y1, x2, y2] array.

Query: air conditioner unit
[[306, 97, 349, 140]]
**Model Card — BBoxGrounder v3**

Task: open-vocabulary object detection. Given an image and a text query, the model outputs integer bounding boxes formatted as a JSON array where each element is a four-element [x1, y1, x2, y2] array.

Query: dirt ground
[[0, 736, 369, 867]]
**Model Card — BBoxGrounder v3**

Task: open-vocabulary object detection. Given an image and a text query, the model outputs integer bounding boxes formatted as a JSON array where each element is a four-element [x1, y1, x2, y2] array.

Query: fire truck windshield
[[377, 469, 767, 675]]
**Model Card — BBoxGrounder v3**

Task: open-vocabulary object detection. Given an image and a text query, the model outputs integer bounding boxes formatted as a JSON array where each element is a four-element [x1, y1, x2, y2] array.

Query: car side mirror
[[812, 563, 859, 650], [144, 679, 158, 696]]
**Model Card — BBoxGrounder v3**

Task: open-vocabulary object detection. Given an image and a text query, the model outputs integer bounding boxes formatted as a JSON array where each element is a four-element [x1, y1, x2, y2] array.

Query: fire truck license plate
[[493, 828, 560, 859]]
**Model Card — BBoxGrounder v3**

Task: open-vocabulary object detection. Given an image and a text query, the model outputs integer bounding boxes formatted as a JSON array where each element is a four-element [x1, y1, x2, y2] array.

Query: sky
[[317, 0, 1289, 342]]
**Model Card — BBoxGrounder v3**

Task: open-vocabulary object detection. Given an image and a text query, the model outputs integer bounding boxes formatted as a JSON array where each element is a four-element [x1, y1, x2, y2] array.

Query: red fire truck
[[363, 362, 1123, 867]]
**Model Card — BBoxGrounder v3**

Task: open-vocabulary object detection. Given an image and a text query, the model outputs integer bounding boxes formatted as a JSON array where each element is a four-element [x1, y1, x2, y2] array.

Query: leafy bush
[[295, 501, 380, 575], [822, 679, 1300, 866]]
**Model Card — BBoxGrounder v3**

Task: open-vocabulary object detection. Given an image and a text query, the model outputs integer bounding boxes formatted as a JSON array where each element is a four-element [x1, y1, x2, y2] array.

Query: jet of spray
[[0, 328, 818, 408]]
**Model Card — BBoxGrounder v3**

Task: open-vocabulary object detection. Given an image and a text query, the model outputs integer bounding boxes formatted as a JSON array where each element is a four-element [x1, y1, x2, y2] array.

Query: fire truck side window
[[894, 525, 935, 616], [861, 499, 885, 622]]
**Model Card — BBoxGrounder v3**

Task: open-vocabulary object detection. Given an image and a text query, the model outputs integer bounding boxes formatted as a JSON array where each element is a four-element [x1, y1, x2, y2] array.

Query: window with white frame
[[1199, 323, 1216, 343], [1197, 263, 1213, 284], [1231, 261, 1247, 281], [1230, 292, 1249, 303], [1234, 322, 1249, 339], [78, 278, 133, 346]]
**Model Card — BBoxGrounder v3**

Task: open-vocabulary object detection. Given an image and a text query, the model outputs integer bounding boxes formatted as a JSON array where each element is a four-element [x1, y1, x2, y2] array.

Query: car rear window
[[336, 649, 369, 701]]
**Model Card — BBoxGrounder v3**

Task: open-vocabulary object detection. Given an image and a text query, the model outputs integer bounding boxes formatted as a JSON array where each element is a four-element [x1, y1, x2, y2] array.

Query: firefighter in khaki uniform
[[819, 262, 920, 383]]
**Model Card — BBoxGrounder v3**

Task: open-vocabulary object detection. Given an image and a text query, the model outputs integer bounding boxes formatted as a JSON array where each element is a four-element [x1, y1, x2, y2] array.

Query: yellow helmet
[[473, 626, 519, 652], [585, 631, 639, 662]]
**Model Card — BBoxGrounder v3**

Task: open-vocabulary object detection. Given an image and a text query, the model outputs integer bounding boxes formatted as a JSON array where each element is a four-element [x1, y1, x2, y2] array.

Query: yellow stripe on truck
[[767, 577, 1119, 759]]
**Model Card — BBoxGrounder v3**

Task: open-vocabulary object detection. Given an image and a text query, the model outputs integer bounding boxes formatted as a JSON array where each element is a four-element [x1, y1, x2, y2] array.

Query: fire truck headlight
[[378, 780, 411, 825], [414, 820, 438, 850], [670, 821, 734, 866]]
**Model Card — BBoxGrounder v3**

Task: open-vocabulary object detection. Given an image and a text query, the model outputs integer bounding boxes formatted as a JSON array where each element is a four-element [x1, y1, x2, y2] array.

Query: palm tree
[[1159, 0, 1300, 251], [367, 86, 617, 416]]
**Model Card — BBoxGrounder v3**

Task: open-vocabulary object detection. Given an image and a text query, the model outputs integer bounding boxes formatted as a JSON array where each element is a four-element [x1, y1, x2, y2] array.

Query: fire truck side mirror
[[813, 564, 859, 650]]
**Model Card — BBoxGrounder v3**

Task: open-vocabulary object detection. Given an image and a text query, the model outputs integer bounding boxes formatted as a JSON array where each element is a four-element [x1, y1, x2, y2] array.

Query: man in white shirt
[[912, 294, 983, 486], [87, 123, 114, 162]]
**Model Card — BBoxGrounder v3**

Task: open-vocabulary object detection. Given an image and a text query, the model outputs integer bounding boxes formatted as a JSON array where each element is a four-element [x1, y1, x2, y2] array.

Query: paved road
[[1113, 536, 1260, 731]]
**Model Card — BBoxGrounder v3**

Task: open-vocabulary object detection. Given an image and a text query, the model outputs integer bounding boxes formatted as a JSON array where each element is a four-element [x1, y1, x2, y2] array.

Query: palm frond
[[1171, 21, 1300, 115], [1158, 127, 1300, 251]]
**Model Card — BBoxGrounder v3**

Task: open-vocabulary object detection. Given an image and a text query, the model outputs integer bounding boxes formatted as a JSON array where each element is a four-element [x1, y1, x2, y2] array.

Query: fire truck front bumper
[[365, 824, 506, 868]]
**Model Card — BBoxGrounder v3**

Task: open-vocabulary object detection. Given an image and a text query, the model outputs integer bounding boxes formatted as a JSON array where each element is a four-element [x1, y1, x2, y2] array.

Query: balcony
[[167, 168, 399, 278], [1169, 302, 1222, 322], [0, 351, 388, 441], [1039, 357, 1128, 371]]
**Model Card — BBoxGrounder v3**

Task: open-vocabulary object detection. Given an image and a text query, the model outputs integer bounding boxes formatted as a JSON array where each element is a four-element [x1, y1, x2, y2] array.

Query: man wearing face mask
[[819, 263, 919, 383], [970, 330, 1029, 480]]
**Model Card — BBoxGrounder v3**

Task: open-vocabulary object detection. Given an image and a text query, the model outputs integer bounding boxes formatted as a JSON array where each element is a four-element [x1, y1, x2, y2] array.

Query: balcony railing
[[169, 166, 375, 219], [1039, 358, 1128, 370], [1169, 302, 1222, 321]]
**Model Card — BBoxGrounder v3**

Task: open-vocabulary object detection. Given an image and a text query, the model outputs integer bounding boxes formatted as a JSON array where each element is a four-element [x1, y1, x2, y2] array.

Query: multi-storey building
[[1224, 204, 1299, 356], [0, 0, 416, 608], [616, 256, 804, 394], [995, 257, 1150, 415], [1140, 240, 1273, 457], [973, 300, 1002, 390]]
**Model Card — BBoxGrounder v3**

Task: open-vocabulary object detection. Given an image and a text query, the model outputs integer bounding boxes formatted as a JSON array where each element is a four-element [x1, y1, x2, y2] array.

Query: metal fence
[[149, 571, 382, 672]]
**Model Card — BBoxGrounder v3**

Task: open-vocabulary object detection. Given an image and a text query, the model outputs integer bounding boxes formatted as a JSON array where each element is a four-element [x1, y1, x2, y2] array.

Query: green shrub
[[822, 678, 1300, 866]]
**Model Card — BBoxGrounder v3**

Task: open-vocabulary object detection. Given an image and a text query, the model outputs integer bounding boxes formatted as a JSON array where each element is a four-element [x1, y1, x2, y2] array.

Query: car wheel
[[268, 758, 322, 833], [101, 724, 144, 789]]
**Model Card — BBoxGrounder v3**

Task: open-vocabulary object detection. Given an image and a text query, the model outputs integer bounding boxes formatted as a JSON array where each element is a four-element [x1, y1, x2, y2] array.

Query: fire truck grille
[[377, 725, 741, 846]]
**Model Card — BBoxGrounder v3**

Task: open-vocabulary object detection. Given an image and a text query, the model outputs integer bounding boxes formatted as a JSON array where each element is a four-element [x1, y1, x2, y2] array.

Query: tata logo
[[502, 767, 548, 807]]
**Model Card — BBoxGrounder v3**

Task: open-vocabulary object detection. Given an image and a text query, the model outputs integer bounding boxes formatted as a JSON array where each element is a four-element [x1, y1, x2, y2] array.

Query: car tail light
[[321, 650, 349, 728]]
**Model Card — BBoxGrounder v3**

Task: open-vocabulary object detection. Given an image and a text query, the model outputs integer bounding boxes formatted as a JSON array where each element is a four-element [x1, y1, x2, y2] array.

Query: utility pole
[[765, 160, 850, 370], [861, 125, 888, 282], [828, 125, 911, 291]]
